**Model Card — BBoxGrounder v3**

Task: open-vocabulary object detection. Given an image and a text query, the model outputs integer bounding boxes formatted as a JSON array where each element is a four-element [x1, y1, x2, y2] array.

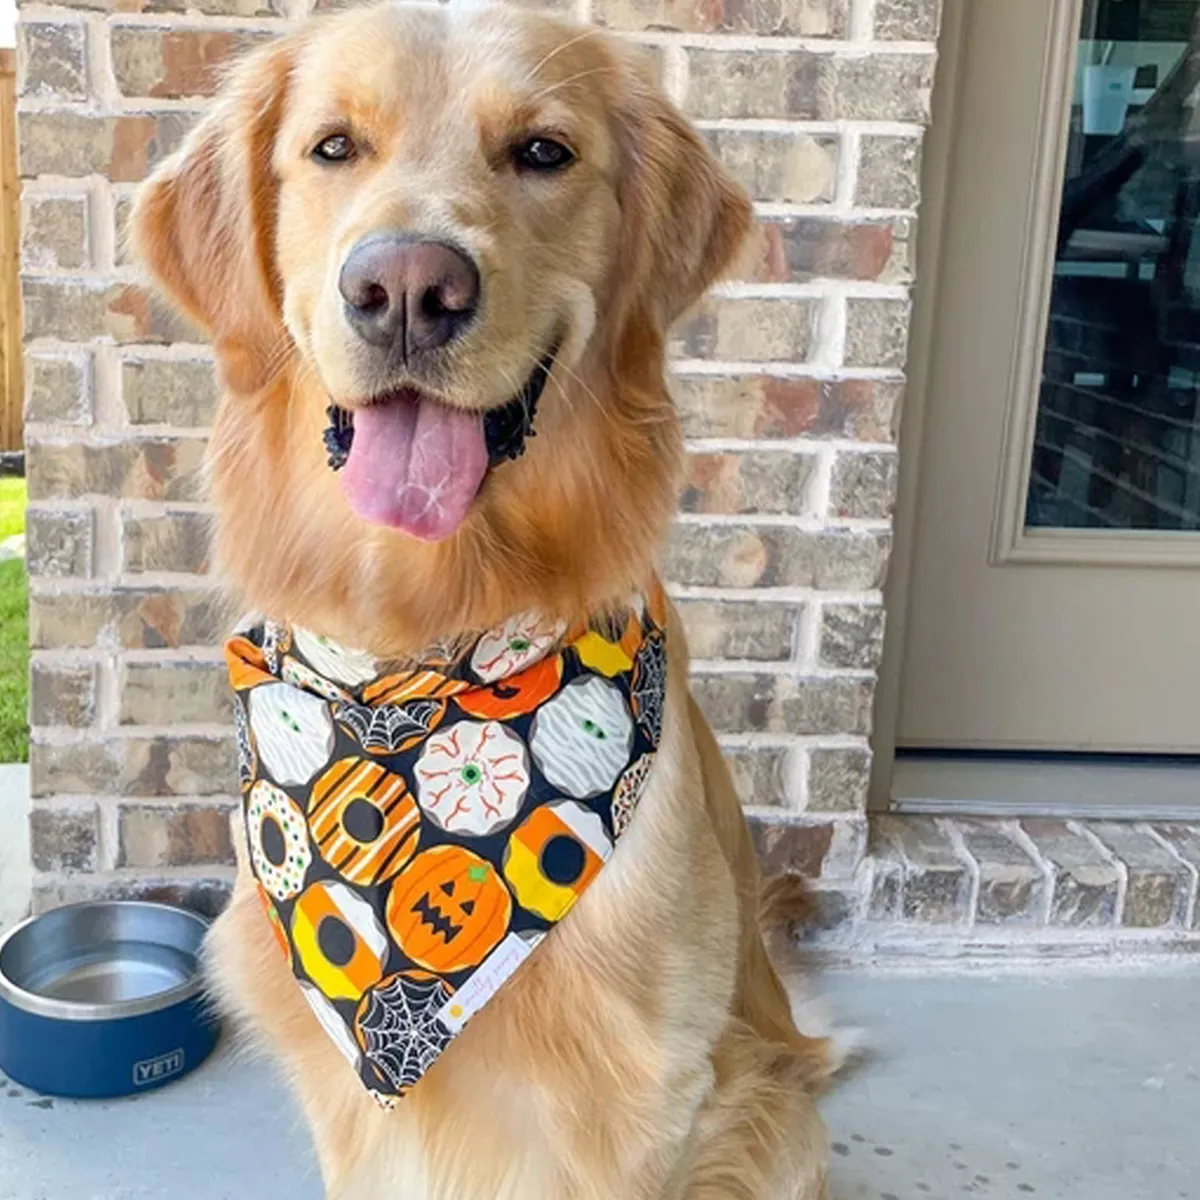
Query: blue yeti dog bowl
[[0, 901, 220, 1098]]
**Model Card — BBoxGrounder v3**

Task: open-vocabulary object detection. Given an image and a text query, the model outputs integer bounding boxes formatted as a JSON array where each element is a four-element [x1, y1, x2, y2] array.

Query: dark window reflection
[[1027, 0, 1200, 530]]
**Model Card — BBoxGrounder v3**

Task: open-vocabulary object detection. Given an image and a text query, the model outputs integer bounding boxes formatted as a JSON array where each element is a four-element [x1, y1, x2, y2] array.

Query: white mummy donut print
[[414, 720, 530, 836], [248, 682, 335, 786], [529, 675, 634, 798], [293, 628, 378, 687], [469, 612, 566, 683]]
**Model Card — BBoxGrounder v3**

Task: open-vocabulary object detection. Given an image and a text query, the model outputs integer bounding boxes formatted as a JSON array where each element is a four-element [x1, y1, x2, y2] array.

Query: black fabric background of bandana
[[235, 610, 665, 1098]]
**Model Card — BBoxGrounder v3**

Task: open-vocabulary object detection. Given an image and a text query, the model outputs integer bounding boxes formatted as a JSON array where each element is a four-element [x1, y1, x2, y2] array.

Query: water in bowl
[[24, 939, 197, 1004]]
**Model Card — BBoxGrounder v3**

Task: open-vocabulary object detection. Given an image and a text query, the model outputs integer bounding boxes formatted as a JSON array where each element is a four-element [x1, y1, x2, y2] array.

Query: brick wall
[[18, 0, 941, 913]]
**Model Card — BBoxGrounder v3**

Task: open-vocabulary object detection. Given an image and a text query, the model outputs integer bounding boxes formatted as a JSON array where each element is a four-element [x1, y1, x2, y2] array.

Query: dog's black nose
[[338, 235, 480, 356]]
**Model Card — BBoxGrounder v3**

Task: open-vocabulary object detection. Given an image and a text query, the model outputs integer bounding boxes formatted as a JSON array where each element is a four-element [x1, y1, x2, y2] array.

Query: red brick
[[748, 217, 911, 285], [111, 28, 271, 99], [673, 374, 901, 442], [118, 802, 235, 867]]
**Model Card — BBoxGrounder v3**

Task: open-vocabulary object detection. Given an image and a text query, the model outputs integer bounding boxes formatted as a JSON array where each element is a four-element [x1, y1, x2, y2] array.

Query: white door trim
[[871, 0, 967, 809]]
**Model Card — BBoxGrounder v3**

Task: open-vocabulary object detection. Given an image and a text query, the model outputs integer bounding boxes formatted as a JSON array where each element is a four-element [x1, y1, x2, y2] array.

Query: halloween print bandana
[[225, 582, 667, 1105]]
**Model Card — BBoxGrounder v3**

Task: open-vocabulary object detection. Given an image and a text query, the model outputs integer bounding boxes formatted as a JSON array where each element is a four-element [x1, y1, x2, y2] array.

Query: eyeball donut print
[[414, 720, 530, 836], [224, 577, 668, 1103]]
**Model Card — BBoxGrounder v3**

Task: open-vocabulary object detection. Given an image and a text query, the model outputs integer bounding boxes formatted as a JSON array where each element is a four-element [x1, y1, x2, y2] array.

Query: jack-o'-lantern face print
[[386, 846, 512, 975]]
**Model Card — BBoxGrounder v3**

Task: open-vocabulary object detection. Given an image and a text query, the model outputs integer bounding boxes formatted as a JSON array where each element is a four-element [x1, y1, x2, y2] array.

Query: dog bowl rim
[[0, 900, 210, 1022]]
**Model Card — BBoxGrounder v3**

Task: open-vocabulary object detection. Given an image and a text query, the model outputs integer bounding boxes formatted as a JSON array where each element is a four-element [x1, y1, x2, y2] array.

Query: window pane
[[1026, 0, 1200, 530]]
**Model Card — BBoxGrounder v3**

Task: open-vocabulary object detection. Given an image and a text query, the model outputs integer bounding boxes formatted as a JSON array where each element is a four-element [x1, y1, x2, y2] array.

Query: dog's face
[[277, 9, 618, 414], [133, 3, 750, 645], [273, 8, 629, 537]]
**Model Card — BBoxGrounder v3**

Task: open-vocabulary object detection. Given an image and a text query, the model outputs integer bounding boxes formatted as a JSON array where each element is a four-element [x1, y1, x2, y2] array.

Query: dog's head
[[133, 2, 751, 648]]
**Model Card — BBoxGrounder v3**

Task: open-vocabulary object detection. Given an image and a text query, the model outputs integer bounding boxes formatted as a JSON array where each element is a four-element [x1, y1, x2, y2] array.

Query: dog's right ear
[[131, 37, 298, 396], [607, 47, 753, 337]]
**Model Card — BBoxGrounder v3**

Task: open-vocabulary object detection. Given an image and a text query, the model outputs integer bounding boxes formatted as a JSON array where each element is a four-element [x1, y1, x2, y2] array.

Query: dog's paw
[[824, 1024, 869, 1077], [787, 981, 870, 1079]]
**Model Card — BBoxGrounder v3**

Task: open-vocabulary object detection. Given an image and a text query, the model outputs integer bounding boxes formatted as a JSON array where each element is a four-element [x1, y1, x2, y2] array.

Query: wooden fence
[[0, 49, 20, 454]]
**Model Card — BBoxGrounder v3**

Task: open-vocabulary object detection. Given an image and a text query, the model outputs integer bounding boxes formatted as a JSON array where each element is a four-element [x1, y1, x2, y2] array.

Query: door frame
[[870, 0, 968, 810], [873, 0, 1200, 809]]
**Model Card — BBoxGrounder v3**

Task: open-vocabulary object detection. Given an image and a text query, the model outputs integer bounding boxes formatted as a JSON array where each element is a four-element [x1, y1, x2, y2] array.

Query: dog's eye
[[312, 133, 357, 164], [514, 137, 575, 173]]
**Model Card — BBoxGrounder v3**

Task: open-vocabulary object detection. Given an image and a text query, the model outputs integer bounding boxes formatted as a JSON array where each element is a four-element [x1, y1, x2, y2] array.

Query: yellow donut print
[[292, 880, 389, 1001], [503, 801, 612, 922]]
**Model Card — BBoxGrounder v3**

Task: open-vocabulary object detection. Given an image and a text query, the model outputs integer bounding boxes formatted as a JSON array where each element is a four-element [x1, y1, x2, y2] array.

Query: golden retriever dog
[[132, 3, 839, 1197]]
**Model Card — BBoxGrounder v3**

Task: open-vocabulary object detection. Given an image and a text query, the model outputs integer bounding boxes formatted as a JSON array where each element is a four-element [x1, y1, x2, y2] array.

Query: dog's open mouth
[[323, 345, 557, 542]]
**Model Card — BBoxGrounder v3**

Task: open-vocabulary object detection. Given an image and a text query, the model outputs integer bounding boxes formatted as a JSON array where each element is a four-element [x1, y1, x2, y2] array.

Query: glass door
[[895, 0, 1200, 766]]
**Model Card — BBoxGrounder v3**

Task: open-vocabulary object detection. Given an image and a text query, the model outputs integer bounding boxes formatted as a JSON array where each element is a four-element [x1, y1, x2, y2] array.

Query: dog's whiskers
[[523, 28, 607, 84], [527, 66, 621, 105], [549, 357, 601, 416]]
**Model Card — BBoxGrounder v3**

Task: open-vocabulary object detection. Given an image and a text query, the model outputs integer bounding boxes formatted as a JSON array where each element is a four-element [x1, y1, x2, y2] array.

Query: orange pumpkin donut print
[[456, 654, 563, 721], [308, 758, 421, 886], [386, 846, 512, 974]]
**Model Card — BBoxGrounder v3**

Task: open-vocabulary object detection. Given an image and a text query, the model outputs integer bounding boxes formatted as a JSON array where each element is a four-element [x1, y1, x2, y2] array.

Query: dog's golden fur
[[133, 4, 836, 1197]]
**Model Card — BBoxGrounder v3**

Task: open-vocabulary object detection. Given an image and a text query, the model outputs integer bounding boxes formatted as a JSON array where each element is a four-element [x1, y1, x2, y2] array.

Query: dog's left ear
[[608, 51, 754, 333], [131, 37, 298, 396]]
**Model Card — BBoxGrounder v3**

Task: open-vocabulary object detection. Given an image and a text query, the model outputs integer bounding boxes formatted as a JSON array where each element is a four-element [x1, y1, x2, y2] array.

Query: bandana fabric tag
[[225, 584, 667, 1104]]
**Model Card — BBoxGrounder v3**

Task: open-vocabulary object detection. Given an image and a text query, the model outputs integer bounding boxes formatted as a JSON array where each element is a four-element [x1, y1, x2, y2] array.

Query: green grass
[[0, 559, 27, 762], [0, 477, 25, 542], [0, 478, 28, 762]]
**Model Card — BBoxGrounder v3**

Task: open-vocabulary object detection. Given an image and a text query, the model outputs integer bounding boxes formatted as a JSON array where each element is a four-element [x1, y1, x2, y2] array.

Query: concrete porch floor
[[1, 968, 1197, 1199]]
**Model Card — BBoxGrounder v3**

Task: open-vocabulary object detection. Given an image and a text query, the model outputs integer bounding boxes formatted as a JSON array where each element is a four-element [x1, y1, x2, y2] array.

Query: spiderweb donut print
[[355, 973, 456, 1095], [631, 633, 666, 742], [335, 698, 445, 754], [611, 752, 655, 838]]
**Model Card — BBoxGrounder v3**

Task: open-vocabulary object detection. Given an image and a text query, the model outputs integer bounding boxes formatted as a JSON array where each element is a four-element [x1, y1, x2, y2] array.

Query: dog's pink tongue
[[340, 391, 488, 541]]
